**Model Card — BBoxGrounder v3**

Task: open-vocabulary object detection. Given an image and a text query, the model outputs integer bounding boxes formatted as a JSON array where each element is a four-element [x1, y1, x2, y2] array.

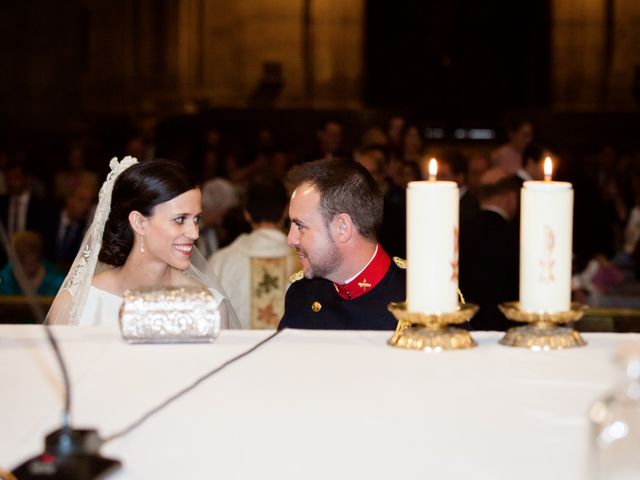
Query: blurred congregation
[[2, 0, 640, 328], [2, 112, 640, 329]]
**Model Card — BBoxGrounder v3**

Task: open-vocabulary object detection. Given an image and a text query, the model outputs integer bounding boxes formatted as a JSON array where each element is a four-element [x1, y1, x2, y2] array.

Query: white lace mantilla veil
[[47, 156, 241, 328]]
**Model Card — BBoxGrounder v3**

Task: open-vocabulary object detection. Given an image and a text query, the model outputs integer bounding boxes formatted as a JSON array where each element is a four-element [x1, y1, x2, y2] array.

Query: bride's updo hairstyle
[[99, 159, 198, 266]]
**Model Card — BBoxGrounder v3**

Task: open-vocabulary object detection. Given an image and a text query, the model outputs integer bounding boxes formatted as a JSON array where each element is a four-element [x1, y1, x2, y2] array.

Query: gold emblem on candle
[[450, 226, 459, 281], [539, 225, 556, 284], [357, 278, 372, 291], [311, 301, 322, 312]]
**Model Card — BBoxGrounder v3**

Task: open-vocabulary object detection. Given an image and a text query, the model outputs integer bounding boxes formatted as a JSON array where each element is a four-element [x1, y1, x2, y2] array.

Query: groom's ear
[[128, 211, 147, 235]]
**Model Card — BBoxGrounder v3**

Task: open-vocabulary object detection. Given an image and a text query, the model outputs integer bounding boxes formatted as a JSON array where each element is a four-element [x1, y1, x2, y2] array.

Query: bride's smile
[[141, 188, 202, 270]]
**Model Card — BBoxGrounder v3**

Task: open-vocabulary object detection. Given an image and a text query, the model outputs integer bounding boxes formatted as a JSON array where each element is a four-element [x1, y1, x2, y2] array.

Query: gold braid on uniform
[[289, 270, 304, 284], [392, 257, 406, 269]]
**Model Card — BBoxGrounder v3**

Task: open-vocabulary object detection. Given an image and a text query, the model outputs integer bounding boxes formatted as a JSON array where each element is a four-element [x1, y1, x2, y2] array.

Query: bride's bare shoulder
[[92, 269, 119, 290]]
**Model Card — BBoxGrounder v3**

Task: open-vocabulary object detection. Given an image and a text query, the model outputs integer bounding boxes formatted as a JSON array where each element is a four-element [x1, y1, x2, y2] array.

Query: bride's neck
[[117, 253, 173, 290]]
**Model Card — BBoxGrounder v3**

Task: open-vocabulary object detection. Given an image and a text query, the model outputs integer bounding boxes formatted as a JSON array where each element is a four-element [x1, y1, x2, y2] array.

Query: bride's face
[[143, 188, 202, 270]]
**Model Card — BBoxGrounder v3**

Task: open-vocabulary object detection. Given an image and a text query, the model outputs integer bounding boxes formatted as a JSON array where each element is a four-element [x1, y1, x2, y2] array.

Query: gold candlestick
[[498, 301, 587, 349], [387, 302, 478, 351]]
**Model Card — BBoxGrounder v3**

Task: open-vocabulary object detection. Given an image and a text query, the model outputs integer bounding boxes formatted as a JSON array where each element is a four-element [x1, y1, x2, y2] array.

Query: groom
[[278, 158, 406, 330]]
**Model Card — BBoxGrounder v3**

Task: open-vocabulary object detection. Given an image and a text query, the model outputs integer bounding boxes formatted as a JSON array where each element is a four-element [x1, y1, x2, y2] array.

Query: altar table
[[1, 325, 638, 479]]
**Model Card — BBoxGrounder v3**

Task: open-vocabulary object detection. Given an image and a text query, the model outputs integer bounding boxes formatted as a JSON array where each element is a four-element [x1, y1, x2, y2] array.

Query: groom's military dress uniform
[[278, 246, 405, 330]]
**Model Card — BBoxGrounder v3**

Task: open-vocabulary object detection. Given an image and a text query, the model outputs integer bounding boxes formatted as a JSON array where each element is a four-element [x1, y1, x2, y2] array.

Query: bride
[[48, 157, 239, 328]]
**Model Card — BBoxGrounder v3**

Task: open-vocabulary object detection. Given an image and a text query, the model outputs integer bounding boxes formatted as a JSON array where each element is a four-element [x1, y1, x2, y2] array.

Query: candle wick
[[429, 175, 436, 182]]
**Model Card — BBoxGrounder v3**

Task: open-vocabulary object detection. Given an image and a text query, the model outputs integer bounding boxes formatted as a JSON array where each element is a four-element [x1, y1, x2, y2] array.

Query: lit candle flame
[[428, 158, 438, 181], [544, 157, 553, 181]]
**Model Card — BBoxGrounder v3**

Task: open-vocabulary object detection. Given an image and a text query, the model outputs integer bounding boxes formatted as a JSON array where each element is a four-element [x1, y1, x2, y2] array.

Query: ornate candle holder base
[[498, 301, 588, 349], [387, 302, 478, 351]]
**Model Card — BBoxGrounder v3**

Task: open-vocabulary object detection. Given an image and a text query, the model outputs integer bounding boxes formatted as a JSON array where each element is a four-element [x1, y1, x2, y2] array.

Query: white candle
[[407, 160, 459, 314], [520, 158, 574, 312]]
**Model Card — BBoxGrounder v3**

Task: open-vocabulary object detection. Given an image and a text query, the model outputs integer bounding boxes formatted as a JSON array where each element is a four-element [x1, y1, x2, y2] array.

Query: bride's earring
[[140, 233, 145, 253]]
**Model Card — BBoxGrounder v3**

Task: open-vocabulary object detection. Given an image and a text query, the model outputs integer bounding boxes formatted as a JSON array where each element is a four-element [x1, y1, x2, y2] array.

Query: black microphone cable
[[101, 328, 281, 444], [0, 223, 73, 440]]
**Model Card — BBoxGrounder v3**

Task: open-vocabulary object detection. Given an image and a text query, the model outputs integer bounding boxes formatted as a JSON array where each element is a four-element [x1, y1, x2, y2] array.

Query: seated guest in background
[[0, 231, 64, 296], [466, 154, 490, 196], [0, 161, 52, 238], [47, 183, 96, 266], [269, 147, 294, 182], [279, 158, 406, 330], [439, 149, 480, 225], [378, 159, 422, 259], [360, 127, 388, 151], [53, 142, 99, 201], [401, 125, 424, 164], [47, 158, 239, 328], [400, 160, 422, 187], [209, 177, 297, 329], [622, 168, 640, 279], [189, 128, 226, 182], [357, 144, 407, 259], [459, 167, 520, 331], [0, 148, 8, 195], [386, 115, 406, 159], [491, 118, 534, 175], [515, 143, 546, 184], [307, 120, 347, 161], [355, 144, 387, 192], [123, 132, 147, 161], [198, 178, 240, 259]]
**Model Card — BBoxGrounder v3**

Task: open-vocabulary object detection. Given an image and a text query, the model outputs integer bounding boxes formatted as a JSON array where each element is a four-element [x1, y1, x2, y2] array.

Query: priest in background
[[209, 177, 297, 329]]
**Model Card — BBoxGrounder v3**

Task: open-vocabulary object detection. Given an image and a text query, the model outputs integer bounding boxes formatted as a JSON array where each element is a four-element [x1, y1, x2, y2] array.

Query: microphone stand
[[0, 223, 120, 479]]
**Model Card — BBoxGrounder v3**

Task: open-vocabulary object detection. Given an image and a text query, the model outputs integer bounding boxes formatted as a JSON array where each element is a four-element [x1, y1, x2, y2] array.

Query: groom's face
[[287, 182, 343, 281]]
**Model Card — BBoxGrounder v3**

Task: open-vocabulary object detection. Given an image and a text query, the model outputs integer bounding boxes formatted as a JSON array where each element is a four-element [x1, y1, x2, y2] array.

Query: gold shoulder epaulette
[[289, 270, 304, 284], [393, 257, 407, 269]]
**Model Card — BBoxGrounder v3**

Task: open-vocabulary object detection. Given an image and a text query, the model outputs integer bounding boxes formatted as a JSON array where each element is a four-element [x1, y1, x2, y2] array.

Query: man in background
[[0, 161, 51, 238], [459, 167, 520, 331], [48, 183, 95, 266]]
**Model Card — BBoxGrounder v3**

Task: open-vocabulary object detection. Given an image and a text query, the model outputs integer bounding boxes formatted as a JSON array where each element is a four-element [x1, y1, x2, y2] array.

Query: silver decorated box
[[119, 286, 221, 343]]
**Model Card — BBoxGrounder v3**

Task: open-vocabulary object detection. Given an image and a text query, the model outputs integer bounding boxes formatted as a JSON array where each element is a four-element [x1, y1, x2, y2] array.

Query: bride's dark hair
[[99, 159, 198, 266]]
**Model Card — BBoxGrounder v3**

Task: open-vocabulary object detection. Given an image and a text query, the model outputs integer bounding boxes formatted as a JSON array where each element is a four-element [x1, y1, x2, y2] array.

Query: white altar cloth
[[1, 325, 638, 479]]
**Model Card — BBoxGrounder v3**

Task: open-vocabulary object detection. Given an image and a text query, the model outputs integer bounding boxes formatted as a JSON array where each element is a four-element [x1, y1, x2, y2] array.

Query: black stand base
[[12, 428, 121, 479]]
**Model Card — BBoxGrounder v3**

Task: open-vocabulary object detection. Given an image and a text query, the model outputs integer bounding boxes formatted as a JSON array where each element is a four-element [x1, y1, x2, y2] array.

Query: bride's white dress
[[77, 285, 225, 327], [77, 286, 122, 326]]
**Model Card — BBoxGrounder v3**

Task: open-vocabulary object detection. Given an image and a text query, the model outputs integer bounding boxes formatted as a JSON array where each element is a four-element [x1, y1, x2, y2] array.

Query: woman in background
[[0, 231, 64, 296]]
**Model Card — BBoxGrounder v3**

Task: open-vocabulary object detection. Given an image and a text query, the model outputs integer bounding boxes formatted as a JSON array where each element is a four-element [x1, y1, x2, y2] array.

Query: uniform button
[[311, 301, 322, 312]]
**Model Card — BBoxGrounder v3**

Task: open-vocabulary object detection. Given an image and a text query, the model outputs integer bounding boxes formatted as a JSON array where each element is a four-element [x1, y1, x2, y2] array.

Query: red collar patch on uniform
[[333, 246, 391, 300]]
